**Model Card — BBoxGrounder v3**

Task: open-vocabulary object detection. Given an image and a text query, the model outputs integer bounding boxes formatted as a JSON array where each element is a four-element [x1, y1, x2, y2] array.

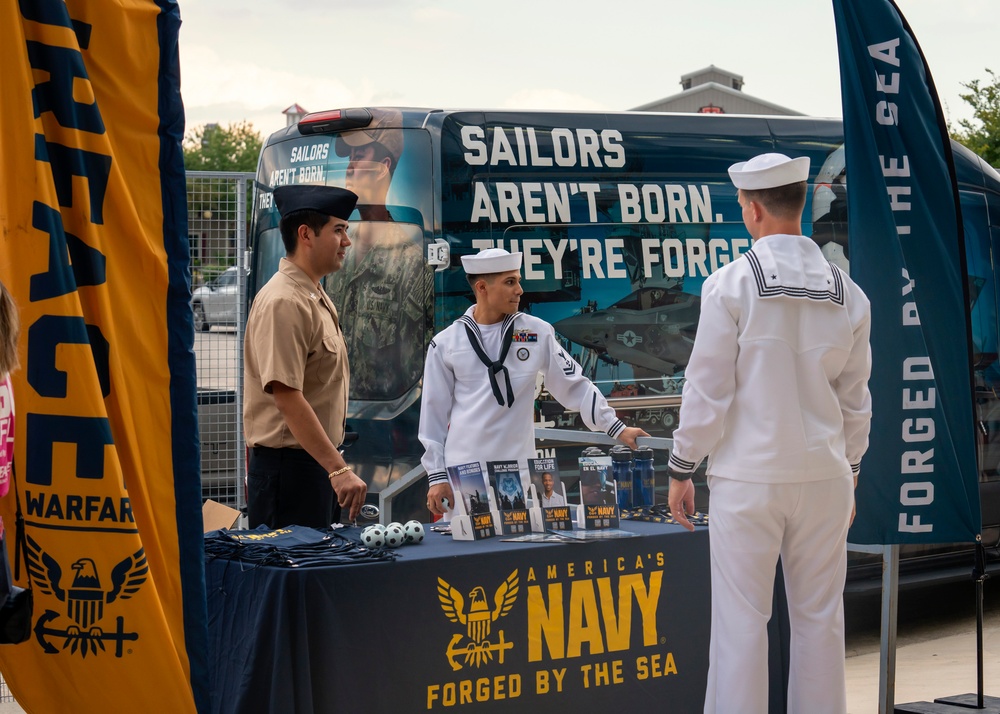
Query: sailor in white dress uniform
[[666, 153, 872, 714], [419, 248, 649, 514]]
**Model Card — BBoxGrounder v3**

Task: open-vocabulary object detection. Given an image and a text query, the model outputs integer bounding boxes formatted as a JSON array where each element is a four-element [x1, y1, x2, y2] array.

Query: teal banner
[[834, 0, 980, 543]]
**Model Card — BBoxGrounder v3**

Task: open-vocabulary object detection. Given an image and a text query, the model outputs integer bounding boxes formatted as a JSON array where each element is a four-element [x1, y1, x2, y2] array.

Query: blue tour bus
[[247, 107, 1000, 586]]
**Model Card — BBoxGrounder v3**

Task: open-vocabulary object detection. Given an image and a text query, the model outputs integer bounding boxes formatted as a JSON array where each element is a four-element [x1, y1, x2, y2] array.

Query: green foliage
[[183, 120, 263, 172], [951, 69, 1000, 167]]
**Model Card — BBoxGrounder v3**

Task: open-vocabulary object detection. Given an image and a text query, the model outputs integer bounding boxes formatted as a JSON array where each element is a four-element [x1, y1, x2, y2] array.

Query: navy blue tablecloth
[[205, 521, 789, 713]]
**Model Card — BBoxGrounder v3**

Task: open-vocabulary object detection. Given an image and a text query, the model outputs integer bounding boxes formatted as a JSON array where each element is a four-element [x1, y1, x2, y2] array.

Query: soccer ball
[[403, 520, 425, 544], [360, 525, 385, 549], [384, 523, 406, 548]]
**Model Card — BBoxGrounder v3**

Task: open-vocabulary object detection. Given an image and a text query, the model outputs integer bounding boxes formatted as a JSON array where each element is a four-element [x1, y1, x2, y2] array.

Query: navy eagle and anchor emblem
[[437, 570, 518, 670], [26, 534, 148, 657]]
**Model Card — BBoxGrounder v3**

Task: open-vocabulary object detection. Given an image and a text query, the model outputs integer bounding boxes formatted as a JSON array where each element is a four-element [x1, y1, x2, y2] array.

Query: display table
[[205, 521, 788, 713]]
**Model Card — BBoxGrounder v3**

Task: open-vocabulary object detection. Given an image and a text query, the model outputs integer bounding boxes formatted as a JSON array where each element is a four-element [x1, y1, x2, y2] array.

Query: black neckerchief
[[458, 312, 519, 408]]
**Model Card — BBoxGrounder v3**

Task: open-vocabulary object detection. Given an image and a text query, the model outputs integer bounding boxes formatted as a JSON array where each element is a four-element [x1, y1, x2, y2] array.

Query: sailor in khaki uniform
[[419, 248, 649, 515], [244, 185, 368, 528], [666, 154, 872, 714]]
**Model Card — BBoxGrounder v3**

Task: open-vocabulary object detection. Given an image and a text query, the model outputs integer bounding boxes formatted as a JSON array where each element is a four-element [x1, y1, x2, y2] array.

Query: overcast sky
[[177, 0, 994, 139]]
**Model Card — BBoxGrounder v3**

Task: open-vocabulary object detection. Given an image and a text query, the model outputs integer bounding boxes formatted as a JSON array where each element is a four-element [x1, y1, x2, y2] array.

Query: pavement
[[846, 615, 1000, 713]]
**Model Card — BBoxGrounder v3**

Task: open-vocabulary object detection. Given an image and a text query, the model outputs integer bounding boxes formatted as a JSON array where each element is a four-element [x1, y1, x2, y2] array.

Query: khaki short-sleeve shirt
[[243, 258, 350, 449]]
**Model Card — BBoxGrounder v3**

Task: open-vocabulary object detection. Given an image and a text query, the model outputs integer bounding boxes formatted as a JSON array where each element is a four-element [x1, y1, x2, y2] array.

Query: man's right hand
[[851, 474, 858, 526], [618, 426, 650, 449], [427, 482, 455, 516], [329, 469, 367, 521], [668, 477, 696, 532]]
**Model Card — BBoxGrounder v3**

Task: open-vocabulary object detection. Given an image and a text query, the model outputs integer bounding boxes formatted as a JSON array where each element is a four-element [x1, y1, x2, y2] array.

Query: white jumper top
[[419, 308, 625, 486], [668, 233, 872, 483]]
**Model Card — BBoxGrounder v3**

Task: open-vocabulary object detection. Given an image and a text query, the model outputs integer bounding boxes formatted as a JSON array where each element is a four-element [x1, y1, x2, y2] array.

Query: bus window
[[810, 145, 850, 272], [250, 124, 434, 418], [323, 219, 430, 404], [251, 225, 284, 292], [964, 190, 1000, 484]]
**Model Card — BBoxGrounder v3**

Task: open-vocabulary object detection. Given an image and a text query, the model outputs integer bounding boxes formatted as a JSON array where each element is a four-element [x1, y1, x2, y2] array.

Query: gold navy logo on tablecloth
[[437, 570, 519, 670]]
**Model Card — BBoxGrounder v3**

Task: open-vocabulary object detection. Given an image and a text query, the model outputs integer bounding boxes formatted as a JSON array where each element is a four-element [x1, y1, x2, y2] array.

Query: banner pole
[[975, 538, 988, 708], [878, 544, 900, 714]]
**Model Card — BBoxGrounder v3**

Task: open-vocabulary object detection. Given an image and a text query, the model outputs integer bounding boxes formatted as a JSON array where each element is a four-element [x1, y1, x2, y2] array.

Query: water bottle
[[633, 446, 655, 507], [610, 445, 634, 511]]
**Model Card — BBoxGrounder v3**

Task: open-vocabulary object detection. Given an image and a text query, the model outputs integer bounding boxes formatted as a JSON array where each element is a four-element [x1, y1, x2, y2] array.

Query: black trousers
[[247, 446, 340, 529]]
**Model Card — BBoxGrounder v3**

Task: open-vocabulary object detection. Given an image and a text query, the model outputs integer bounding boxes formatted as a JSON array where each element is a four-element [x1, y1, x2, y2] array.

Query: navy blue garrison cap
[[273, 185, 358, 220]]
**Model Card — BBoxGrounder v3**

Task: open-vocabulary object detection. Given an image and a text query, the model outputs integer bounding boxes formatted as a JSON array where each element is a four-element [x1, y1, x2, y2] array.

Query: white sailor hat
[[461, 248, 522, 274], [728, 153, 811, 190]]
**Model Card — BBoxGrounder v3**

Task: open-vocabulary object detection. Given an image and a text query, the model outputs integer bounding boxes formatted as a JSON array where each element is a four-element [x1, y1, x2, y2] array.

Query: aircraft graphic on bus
[[553, 285, 700, 377]]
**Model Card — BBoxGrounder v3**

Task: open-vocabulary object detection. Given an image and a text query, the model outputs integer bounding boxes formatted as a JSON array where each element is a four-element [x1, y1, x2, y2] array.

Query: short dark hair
[[466, 271, 506, 291], [741, 181, 807, 219], [279, 210, 333, 254]]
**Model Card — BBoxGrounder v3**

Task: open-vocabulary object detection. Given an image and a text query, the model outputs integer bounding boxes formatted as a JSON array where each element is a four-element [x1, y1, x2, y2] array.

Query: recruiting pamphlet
[[579, 456, 620, 530], [487, 460, 530, 535], [446, 462, 497, 540], [528, 458, 573, 530]]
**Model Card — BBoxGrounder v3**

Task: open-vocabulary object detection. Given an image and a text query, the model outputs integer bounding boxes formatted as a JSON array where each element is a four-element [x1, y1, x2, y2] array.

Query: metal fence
[[189, 171, 253, 514]]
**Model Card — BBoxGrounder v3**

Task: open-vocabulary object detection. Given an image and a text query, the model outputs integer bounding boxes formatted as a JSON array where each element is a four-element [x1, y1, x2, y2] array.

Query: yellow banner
[[0, 1, 205, 710]]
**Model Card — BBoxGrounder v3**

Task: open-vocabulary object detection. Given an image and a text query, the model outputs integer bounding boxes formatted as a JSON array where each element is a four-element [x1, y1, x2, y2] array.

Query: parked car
[[192, 266, 240, 331]]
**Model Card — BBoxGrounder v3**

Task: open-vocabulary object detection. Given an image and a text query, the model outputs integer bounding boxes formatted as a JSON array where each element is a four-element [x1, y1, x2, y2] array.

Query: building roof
[[632, 65, 803, 116], [633, 82, 803, 116], [680, 64, 744, 89]]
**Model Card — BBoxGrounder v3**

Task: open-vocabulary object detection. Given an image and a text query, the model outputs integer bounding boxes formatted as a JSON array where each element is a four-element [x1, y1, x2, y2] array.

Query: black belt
[[250, 445, 311, 458]]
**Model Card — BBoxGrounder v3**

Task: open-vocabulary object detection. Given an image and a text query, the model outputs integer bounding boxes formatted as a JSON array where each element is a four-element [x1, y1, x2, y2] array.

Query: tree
[[183, 120, 262, 172], [184, 122, 262, 283], [951, 69, 1000, 167]]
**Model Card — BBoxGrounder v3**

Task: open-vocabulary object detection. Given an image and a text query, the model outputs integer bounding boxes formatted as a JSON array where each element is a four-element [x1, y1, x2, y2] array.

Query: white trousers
[[703, 476, 853, 714]]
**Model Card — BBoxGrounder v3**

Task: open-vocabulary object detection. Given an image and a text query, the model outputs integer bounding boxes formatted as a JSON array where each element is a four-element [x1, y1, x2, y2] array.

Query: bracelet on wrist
[[328, 466, 351, 479]]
